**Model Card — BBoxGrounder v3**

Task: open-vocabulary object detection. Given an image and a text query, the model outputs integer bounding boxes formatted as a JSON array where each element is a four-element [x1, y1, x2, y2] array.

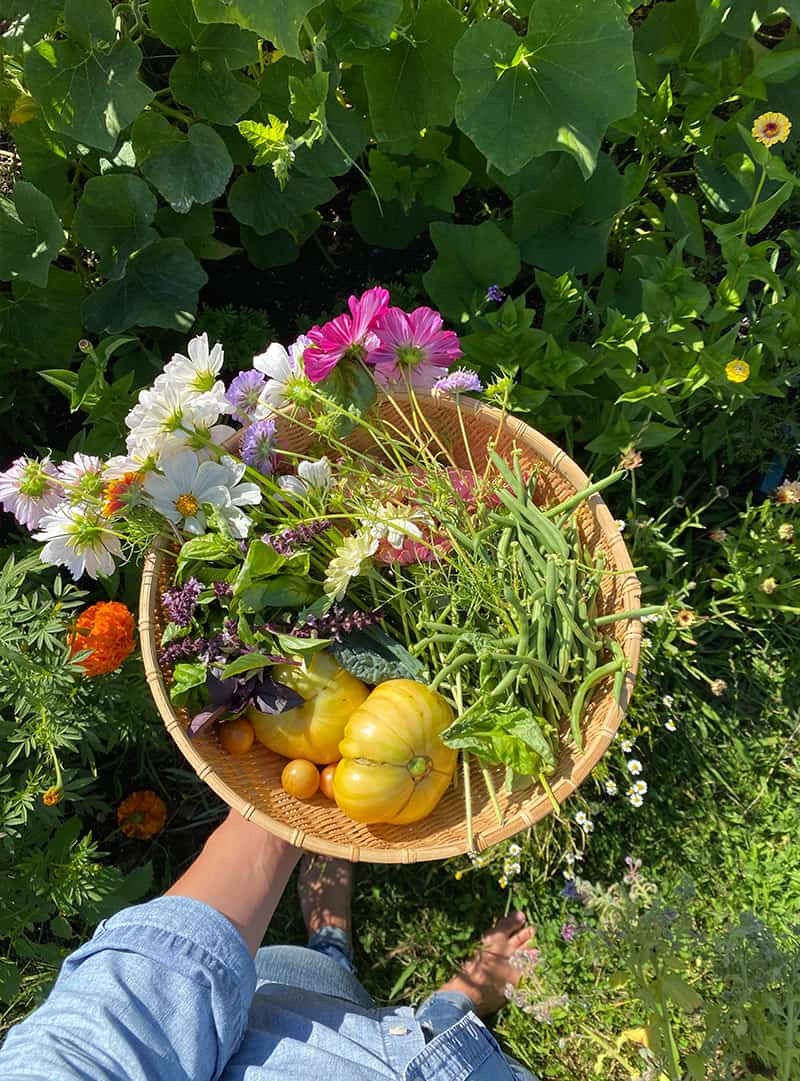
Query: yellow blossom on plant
[[622, 1027, 651, 1047], [725, 359, 750, 383], [675, 609, 697, 628], [42, 786, 62, 806], [761, 577, 778, 594], [751, 111, 791, 148]]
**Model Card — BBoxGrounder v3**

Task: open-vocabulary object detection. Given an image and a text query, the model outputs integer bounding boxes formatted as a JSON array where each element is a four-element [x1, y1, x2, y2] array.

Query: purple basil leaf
[[251, 677, 304, 715], [188, 703, 228, 736]]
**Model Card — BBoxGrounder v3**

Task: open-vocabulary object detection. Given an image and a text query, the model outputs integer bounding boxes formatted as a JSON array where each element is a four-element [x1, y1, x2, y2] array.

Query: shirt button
[[388, 1024, 410, 1036]]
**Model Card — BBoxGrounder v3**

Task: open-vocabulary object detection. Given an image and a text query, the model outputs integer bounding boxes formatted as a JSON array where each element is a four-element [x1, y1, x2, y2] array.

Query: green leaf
[[325, 0, 402, 56], [240, 215, 321, 268], [221, 651, 280, 677], [12, 119, 74, 218], [423, 220, 520, 322], [351, 191, 445, 249], [360, 0, 465, 145], [454, 0, 636, 177], [170, 660, 208, 704], [170, 54, 259, 125], [25, 35, 154, 154], [294, 99, 370, 178], [82, 238, 208, 333], [39, 368, 79, 398], [156, 203, 216, 240], [753, 47, 800, 84], [237, 116, 294, 167], [49, 915, 73, 939], [319, 355, 378, 434], [0, 0, 61, 55], [65, 0, 114, 49], [72, 175, 158, 279], [149, 0, 258, 66], [0, 268, 86, 371], [233, 539, 286, 595], [274, 632, 333, 659], [0, 957, 21, 1004], [192, 0, 319, 59], [238, 576, 316, 611], [132, 114, 234, 214], [289, 72, 330, 123], [331, 624, 425, 684], [662, 188, 706, 258], [0, 181, 64, 287], [510, 152, 625, 275], [177, 532, 241, 577], [443, 704, 556, 774], [229, 171, 336, 235]]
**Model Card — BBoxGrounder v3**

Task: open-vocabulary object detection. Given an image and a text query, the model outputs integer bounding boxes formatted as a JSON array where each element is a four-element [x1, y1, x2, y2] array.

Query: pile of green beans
[[414, 453, 642, 758]]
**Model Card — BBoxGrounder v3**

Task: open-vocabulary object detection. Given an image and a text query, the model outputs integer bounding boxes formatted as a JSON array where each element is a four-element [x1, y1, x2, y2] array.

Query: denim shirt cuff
[[416, 989, 476, 1038]]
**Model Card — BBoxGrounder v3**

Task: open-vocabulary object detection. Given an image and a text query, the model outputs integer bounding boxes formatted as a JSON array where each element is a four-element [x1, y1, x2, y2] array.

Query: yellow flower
[[42, 786, 63, 806], [725, 359, 750, 383], [675, 609, 697, 628], [622, 1027, 650, 1047], [752, 111, 791, 148]]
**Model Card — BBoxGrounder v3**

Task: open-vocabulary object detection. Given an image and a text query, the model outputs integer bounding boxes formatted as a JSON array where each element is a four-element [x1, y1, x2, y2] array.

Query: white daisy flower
[[605, 780, 618, 796], [621, 738, 634, 754], [629, 792, 644, 808], [143, 450, 231, 535], [508, 843, 521, 857], [627, 759, 643, 775], [574, 811, 588, 826], [253, 338, 314, 410], [662, 694, 674, 708], [34, 505, 122, 580], [630, 780, 648, 795], [57, 453, 106, 506], [0, 456, 63, 530], [664, 719, 677, 732], [126, 381, 225, 460], [615, 518, 626, 532], [278, 457, 333, 498], [324, 529, 380, 599]]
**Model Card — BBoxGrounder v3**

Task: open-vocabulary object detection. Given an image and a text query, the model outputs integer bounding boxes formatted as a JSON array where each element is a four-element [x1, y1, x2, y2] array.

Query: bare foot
[[437, 911, 536, 1017], [297, 855, 354, 941]]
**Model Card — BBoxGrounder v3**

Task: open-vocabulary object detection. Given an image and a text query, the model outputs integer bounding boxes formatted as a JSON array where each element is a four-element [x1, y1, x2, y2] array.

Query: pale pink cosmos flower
[[304, 286, 390, 383], [0, 456, 63, 530], [371, 306, 461, 390]]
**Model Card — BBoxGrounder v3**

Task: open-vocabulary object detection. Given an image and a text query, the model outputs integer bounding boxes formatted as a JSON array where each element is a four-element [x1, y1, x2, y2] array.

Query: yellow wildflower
[[43, 787, 63, 806], [725, 359, 750, 383], [752, 111, 791, 148]]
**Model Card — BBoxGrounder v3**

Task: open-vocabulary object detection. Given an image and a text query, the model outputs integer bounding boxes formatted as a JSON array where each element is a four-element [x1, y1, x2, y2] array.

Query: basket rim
[[138, 393, 641, 862]]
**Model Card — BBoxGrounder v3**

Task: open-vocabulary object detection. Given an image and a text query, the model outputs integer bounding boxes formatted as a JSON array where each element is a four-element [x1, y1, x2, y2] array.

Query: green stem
[[744, 162, 768, 239], [482, 766, 504, 825]]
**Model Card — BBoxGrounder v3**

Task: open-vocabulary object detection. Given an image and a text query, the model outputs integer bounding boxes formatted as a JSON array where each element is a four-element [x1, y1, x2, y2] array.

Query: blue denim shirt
[[0, 897, 537, 1080]]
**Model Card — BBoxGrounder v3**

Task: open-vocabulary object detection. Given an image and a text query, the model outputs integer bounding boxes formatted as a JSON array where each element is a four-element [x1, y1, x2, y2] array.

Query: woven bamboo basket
[[139, 392, 641, 862]]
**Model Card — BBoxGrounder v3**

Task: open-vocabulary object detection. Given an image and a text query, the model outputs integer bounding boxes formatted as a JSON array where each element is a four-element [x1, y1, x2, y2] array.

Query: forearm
[[166, 810, 301, 955]]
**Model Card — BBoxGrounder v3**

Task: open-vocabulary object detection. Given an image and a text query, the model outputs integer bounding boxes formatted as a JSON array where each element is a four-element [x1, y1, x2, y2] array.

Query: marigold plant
[[68, 601, 136, 677], [117, 790, 167, 839]]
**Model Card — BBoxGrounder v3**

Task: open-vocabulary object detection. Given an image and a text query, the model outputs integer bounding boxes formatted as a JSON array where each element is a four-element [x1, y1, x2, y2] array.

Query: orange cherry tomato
[[219, 717, 255, 756], [281, 759, 320, 800], [319, 763, 338, 801]]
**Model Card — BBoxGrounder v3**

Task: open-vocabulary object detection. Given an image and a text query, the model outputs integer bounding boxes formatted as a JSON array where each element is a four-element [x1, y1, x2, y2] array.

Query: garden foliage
[[1, 0, 800, 1075]]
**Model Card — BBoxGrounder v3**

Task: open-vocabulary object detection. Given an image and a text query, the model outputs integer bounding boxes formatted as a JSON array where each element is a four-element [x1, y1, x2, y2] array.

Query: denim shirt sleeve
[[416, 993, 539, 1081], [0, 896, 256, 1081]]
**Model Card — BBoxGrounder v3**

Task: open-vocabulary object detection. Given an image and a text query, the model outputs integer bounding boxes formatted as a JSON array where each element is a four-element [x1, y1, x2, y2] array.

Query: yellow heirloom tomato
[[247, 652, 369, 764], [333, 679, 457, 825]]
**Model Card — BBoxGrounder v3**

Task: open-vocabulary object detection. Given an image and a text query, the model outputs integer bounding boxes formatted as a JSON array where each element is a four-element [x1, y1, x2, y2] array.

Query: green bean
[[591, 605, 664, 626], [545, 554, 558, 606], [489, 667, 521, 699], [515, 501, 569, 557], [569, 657, 627, 751], [556, 596, 595, 650], [606, 637, 628, 705], [489, 449, 526, 500], [430, 652, 477, 690], [497, 526, 513, 577], [544, 470, 625, 519]]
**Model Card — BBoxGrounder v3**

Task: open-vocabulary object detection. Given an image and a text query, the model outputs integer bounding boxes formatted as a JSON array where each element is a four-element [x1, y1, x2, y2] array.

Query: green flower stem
[[744, 162, 768, 239], [481, 765, 504, 826], [454, 674, 475, 854]]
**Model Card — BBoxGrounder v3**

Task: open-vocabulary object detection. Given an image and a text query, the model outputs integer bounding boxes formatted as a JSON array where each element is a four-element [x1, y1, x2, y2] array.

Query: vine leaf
[[0, 181, 64, 287]]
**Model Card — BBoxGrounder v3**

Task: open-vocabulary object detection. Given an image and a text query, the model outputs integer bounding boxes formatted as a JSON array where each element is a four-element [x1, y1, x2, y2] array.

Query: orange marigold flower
[[117, 790, 167, 839], [102, 472, 141, 517], [69, 601, 136, 677], [43, 786, 63, 806]]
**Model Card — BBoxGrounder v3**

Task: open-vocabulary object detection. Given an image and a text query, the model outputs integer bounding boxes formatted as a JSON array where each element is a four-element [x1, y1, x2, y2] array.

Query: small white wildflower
[[642, 636, 652, 649], [627, 759, 643, 776], [662, 694, 674, 708], [629, 792, 644, 808], [621, 738, 634, 753], [664, 719, 677, 732], [605, 779, 618, 796], [615, 518, 626, 532], [574, 811, 588, 827], [630, 780, 647, 796], [508, 843, 521, 857]]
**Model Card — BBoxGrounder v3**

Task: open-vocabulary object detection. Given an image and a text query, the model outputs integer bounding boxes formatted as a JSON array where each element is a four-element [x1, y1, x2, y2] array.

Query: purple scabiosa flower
[[241, 418, 277, 476], [162, 577, 203, 627], [486, 285, 506, 303], [431, 368, 483, 397], [225, 370, 269, 424]]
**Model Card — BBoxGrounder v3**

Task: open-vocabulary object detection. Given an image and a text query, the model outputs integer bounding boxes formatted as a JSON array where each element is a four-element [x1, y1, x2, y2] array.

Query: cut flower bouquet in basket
[[9, 286, 655, 862]]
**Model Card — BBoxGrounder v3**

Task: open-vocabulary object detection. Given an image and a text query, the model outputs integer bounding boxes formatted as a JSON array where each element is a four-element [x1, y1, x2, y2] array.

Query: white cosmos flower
[[57, 452, 106, 506], [35, 505, 122, 580], [362, 502, 427, 549], [160, 333, 226, 403], [0, 456, 63, 530], [143, 450, 232, 535], [126, 381, 226, 460], [278, 457, 332, 497], [213, 456, 262, 539], [253, 338, 313, 410]]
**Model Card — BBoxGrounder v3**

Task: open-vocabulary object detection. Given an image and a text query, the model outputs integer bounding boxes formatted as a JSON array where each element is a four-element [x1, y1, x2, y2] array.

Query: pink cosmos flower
[[371, 306, 461, 390], [304, 286, 390, 383]]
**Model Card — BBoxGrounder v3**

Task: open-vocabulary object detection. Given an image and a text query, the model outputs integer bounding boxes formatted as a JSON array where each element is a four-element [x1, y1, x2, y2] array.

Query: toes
[[483, 910, 527, 943], [509, 926, 535, 951]]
